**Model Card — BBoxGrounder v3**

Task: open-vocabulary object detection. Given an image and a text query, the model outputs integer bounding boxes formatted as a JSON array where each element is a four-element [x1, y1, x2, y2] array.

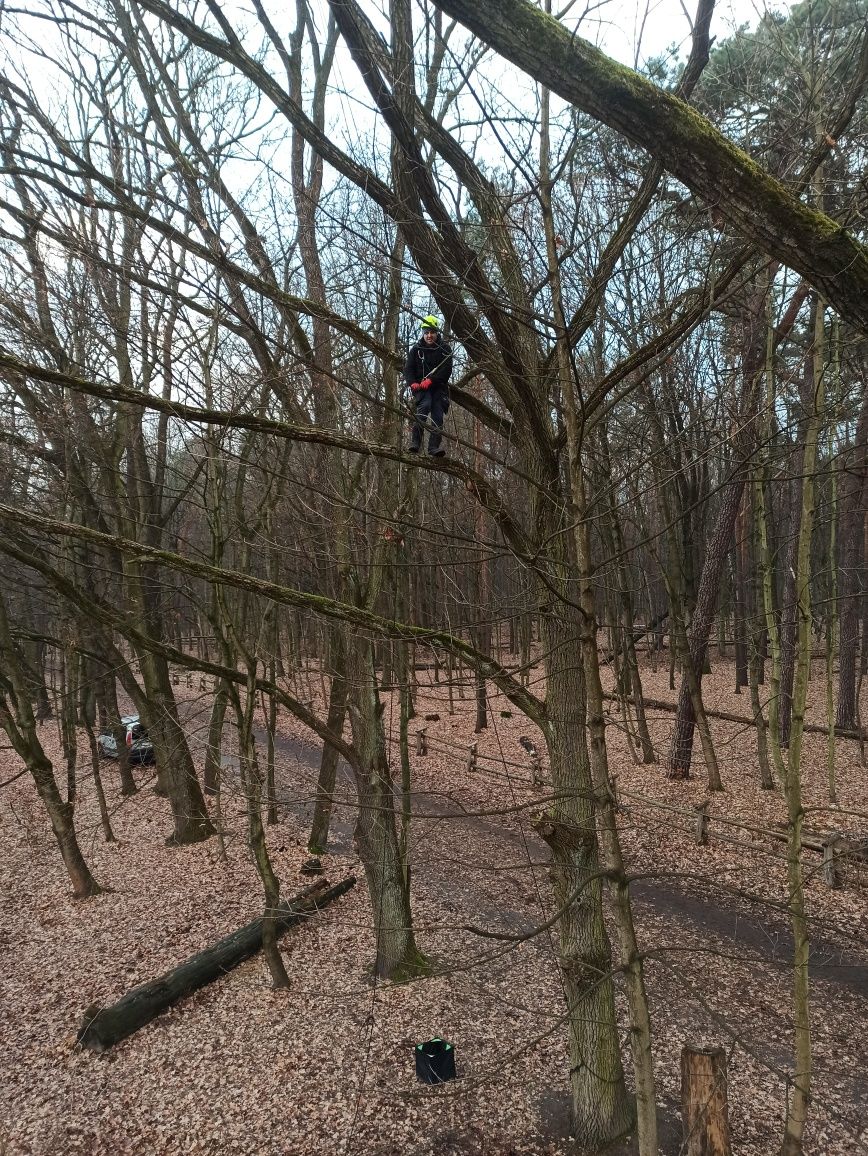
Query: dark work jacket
[[403, 335, 453, 391]]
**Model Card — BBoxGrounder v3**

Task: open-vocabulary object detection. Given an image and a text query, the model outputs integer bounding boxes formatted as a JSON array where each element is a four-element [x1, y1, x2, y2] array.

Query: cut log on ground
[[76, 876, 356, 1052]]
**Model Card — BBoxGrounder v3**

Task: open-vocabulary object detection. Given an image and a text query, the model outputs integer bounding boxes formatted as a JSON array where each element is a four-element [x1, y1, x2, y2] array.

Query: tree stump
[[681, 1044, 732, 1155]]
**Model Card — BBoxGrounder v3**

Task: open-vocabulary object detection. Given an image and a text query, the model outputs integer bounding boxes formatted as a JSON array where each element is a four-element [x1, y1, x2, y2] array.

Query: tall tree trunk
[[536, 102, 637, 1142], [668, 292, 766, 778], [309, 628, 348, 854], [137, 651, 214, 845], [346, 639, 422, 980], [835, 387, 867, 729], [777, 298, 826, 1156], [203, 679, 229, 796]]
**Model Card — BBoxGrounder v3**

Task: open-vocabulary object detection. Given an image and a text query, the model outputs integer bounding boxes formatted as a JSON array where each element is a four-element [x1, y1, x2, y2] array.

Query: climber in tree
[[404, 315, 453, 457]]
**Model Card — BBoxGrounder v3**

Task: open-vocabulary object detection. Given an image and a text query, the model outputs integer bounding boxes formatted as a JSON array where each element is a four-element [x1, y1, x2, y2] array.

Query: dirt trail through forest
[[175, 692, 868, 1152], [246, 724, 868, 1002]]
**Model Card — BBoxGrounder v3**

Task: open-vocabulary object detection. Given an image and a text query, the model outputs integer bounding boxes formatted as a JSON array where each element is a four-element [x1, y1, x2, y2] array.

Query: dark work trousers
[[409, 387, 449, 453]]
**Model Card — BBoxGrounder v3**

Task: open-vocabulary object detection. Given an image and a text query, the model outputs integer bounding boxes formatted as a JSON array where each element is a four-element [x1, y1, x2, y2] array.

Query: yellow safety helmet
[[420, 315, 440, 331]]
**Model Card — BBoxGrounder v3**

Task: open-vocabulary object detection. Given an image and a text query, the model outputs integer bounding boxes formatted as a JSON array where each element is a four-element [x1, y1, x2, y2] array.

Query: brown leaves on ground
[[0, 656, 866, 1154]]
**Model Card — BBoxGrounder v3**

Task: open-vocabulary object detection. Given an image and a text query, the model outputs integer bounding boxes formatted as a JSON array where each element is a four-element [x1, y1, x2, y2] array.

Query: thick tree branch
[[0, 350, 531, 558], [0, 505, 547, 727], [431, 0, 868, 333]]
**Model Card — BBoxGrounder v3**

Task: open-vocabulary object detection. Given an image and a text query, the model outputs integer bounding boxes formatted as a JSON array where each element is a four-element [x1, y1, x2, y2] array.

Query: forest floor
[[1, 654, 867, 1155]]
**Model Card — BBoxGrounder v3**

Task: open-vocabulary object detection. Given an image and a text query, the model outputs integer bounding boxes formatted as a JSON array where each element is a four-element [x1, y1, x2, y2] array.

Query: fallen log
[[76, 875, 356, 1052], [603, 691, 864, 742]]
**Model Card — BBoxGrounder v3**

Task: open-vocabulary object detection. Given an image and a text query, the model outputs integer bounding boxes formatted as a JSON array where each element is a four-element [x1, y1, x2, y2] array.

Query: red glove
[[410, 381, 422, 392], [419, 377, 432, 389]]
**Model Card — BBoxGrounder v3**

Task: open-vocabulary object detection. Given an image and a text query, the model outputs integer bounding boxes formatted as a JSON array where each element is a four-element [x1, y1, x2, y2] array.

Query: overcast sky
[[589, 0, 790, 66]]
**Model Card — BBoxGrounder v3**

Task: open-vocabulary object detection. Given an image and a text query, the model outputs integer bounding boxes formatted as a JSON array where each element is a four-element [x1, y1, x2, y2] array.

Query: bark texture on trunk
[[680, 1045, 732, 1156], [137, 651, 214, 844], [538, 608, 634, 1147], [203, 679, 229, 796]]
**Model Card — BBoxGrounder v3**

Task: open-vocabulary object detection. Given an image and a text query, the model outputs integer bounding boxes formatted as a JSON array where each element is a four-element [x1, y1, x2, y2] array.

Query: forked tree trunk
[[136, 651, 214, 845], [0, 597, 101, 897]]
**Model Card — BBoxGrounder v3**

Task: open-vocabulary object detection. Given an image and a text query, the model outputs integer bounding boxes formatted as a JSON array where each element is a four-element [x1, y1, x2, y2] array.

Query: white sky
[[579, 0, 791, 66]]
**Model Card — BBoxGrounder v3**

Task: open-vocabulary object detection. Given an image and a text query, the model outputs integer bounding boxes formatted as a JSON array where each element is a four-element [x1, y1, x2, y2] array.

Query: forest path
[[256, 725, 868, 1141], [185, 700, 868, 1148], [215, 720, 868, 999]]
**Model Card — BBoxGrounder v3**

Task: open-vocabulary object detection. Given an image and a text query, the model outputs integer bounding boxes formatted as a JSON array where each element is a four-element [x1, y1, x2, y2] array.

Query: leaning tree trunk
[[0, 696, 102, 897], [0, 594, 101, 897]]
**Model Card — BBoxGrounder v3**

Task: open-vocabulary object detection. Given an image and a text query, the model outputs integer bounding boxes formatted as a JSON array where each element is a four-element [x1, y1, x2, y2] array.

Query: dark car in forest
[[97, 715, 156, 765]]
